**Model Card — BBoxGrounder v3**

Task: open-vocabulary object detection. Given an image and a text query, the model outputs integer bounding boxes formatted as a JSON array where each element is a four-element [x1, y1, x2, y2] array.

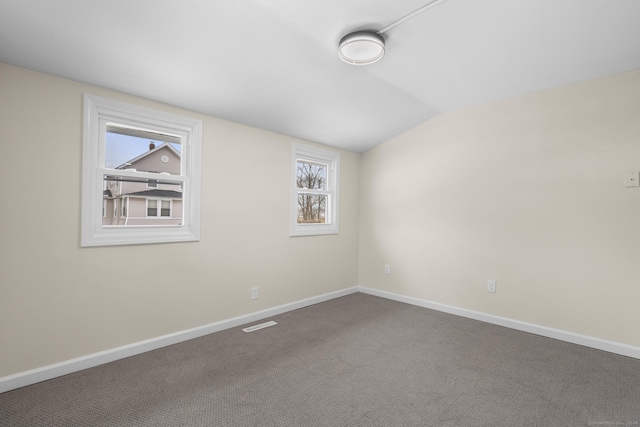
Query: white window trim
[[290, 142, 340, 237], [81, 94, 202, 247]]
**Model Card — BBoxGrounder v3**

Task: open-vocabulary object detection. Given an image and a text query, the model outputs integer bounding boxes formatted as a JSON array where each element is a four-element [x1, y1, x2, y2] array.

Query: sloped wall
[[359, 70, 640, 347]]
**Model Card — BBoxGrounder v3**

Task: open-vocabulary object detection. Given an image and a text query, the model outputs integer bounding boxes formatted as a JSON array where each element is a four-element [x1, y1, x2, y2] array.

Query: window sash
[[106, 124, 181, 145], [296, 160, 329, 191], [296, 193, 330, 224]]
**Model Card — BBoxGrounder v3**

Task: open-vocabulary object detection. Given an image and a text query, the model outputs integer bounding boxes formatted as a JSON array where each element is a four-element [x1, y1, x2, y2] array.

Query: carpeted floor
[[1, 293, 639, 426]]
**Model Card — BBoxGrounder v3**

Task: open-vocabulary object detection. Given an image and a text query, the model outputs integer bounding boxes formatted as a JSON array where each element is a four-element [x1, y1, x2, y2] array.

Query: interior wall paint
[[0, 62, 360, 378], [359, 69, 640, 348]]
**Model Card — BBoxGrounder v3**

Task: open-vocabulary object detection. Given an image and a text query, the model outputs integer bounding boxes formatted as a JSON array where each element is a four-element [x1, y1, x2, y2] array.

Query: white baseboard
[[0, 286, 359, 394], [358, 286, 640, 360]]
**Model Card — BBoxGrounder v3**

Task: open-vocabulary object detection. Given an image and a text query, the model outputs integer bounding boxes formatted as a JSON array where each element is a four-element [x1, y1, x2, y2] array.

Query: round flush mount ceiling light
[[338, 0, 449, 66], [338, 31, 385, 65]]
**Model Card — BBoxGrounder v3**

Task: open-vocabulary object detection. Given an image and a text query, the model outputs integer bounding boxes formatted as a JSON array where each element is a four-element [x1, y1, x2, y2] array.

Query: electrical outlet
[[251, 287, 259, 300], [384, 264, 391, 274], [487, 280, 496, 293]]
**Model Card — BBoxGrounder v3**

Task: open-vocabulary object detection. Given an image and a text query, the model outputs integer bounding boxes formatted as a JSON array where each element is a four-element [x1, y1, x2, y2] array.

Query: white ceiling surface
[[1, 0, 639, 153]]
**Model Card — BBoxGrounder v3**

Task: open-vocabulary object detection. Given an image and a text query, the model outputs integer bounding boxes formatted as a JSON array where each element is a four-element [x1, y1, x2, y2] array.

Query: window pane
[[297, 194, 327, 224], [161, 200, 170, 217], [147, 200, 157, 216], [106, 126, 182, 175], [296, 161, 327, 190]]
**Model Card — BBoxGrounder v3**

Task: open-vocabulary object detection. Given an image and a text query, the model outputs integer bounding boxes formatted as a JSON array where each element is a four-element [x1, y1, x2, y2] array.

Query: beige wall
[[359, 69, 640, 347], [0, 63, 360, 377], [2, 61, 639, 380]]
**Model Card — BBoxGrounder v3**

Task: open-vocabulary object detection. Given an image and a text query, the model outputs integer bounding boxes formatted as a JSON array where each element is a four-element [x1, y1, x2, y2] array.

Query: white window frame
[[290, 142, 340, 237], [81, 94, 202, 247]]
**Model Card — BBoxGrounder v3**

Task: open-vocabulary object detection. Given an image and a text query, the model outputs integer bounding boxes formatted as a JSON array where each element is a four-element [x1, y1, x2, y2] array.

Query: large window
[[81, 94, 202, 247], [290, 143, 340, 236]]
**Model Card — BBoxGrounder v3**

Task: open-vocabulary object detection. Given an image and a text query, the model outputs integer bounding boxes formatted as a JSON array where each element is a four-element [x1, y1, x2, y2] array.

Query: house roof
[[116, 142, 181, 170], [123, 189, 183, 199]]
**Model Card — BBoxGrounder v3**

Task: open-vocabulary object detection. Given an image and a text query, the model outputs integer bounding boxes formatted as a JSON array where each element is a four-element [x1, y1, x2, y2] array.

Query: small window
[[146, 199, 172, 218], [81, 95, 202, 247], [121, 198, 128, 218], [290, 143, 340, 236]]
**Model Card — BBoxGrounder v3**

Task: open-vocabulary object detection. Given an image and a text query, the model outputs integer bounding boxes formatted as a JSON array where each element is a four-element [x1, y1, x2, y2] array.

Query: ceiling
[[1, 0, 639, 153]]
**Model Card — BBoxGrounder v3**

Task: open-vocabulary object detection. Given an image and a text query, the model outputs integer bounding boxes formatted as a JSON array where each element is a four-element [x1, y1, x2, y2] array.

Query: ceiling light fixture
[[338, 0, 448, 66], [338, 31, 385, 65]]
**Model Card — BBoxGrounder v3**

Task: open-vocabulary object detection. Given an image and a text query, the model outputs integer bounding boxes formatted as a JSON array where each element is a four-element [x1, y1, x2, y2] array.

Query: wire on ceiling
[[377, 0, 449, 35], [338, 0, 449, 65]]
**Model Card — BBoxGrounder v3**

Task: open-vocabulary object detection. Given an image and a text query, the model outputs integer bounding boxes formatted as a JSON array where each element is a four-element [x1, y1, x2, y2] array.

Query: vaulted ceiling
[[1, 0, 639, 152]]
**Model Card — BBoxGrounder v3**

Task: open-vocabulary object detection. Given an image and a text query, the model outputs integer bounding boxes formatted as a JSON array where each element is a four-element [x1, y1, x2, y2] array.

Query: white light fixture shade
[[338, 31, 385, 65]]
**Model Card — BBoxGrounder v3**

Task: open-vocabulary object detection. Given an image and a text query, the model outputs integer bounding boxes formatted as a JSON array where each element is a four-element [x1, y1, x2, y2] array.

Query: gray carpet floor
[[1, 293, 639, 426]]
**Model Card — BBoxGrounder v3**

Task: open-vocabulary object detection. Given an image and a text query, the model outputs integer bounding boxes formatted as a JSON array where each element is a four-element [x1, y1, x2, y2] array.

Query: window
[[121, 197, 128, 218], [290, 142, 340, 236], [161, 200, 170, 217], [147, 199, 157, 217], [81, 94, 202, 247], [146, 199, 171, 217]]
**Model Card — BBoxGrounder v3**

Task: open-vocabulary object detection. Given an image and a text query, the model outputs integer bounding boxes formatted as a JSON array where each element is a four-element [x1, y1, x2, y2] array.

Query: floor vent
[[242, 321, 278, 333]]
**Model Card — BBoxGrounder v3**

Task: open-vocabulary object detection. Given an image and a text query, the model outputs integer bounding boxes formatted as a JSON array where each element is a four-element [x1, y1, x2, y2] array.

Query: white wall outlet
[[384, 264, 391, 274], [624, 171, 639, 187], [487, 280, 497, 293], [251, 287, 259, 300]]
